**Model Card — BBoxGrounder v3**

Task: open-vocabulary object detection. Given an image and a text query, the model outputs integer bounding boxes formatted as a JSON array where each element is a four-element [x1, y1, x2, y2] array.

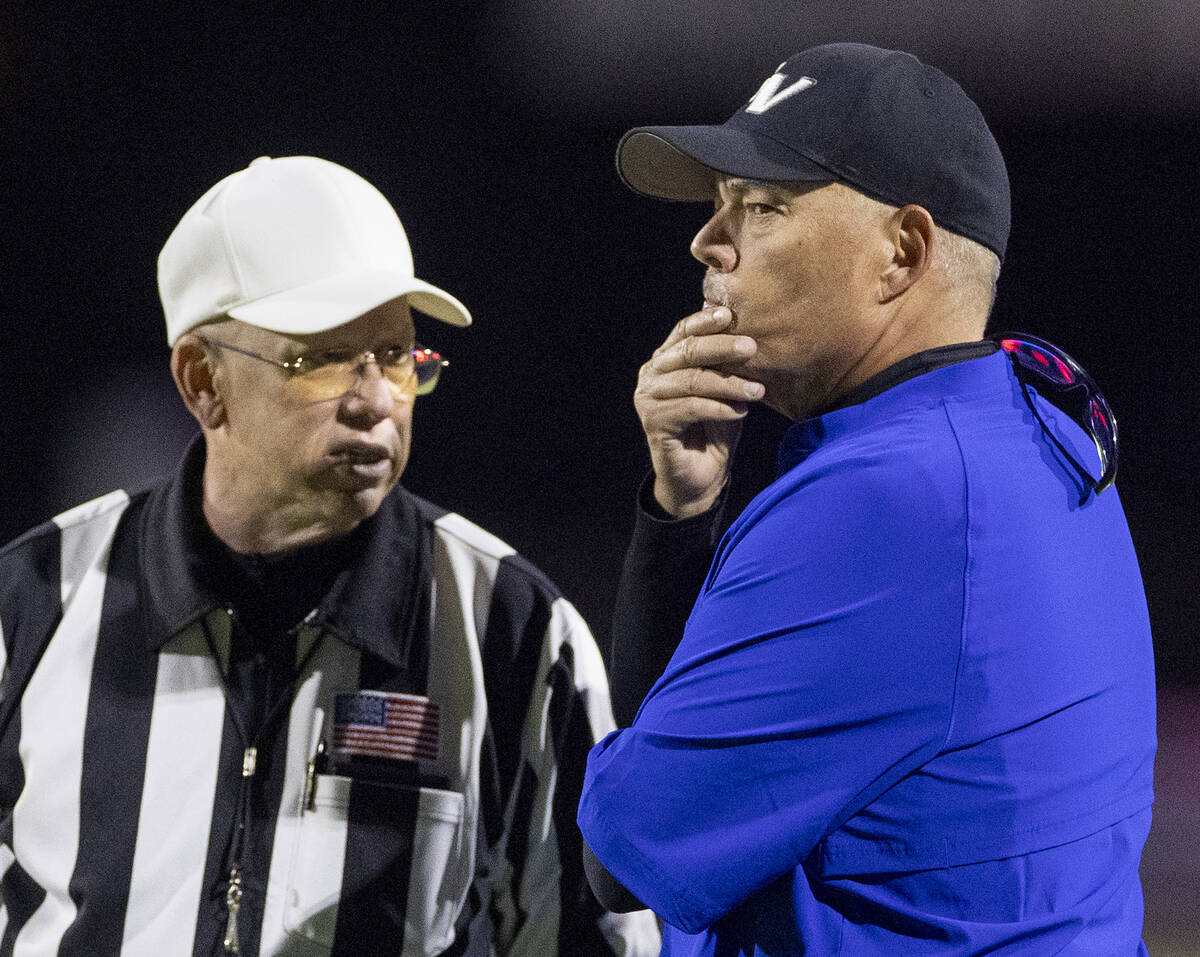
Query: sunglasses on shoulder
[[991, 333, 1118, 497]]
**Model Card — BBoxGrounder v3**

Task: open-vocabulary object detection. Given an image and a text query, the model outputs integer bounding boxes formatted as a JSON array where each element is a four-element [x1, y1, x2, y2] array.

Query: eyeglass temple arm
[[1013, 374, 1105, 504]]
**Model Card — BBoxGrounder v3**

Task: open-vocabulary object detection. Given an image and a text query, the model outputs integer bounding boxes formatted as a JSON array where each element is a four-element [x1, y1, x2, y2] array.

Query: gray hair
[[932, 226, 1002, 320]]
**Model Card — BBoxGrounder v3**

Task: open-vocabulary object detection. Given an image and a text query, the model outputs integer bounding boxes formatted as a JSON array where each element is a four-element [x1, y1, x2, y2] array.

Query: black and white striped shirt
[[0, 440, 659, 956]]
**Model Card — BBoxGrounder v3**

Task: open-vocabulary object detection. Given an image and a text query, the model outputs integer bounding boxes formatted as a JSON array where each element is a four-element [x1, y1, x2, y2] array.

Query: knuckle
[[675, 340, 701, 369], [683, 367, 706, 393]]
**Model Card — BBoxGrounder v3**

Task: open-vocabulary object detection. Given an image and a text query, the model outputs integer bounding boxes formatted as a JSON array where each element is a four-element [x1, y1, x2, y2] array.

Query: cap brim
[[226, 267, 472, 333], [617, 125, 835, 201]]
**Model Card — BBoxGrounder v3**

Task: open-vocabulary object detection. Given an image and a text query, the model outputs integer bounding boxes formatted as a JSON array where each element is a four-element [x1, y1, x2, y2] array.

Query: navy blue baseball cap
[[617, 43, 1011, 261]]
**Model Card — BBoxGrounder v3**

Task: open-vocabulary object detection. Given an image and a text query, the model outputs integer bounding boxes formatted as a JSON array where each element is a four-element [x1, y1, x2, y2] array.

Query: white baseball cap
[[158, 155, 472, 346]]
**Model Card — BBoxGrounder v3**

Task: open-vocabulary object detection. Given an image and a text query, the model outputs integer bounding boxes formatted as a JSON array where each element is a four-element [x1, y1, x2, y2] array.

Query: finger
[[650, 332, 757, 374], [644, 395, 754, 426], [639, 367, 765, 403], [653, 306, 738, 355]]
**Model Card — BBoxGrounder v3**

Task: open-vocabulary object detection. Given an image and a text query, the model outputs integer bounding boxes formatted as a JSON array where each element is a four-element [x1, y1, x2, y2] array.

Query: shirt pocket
[[283, 773, 467, 956]]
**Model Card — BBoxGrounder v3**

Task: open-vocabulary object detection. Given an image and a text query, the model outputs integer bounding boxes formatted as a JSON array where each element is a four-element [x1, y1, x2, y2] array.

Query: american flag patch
[[332, 691, 439, 762]]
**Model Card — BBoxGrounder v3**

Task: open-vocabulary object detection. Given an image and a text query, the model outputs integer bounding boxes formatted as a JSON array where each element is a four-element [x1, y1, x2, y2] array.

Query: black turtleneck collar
[[195, 514, 367, 649], [818, 340, 999, 417]]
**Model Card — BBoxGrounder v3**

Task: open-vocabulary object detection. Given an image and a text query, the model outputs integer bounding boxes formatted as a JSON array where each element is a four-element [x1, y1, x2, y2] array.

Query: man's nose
[[343, 358, 404, 421], [690, 211, 737, 272]]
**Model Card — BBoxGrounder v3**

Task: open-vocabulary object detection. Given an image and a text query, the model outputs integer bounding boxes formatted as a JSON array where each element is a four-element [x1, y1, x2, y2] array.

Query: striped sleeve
[[0, 491, 132, 955], [0, 518, 67, 949]]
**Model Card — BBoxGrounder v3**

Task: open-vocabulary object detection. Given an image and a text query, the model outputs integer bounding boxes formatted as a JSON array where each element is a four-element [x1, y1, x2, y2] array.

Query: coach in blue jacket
[[578, 43, 1156, 956]]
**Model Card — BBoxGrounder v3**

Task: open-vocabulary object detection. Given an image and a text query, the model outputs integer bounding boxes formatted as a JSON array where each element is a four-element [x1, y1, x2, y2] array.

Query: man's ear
[[171, 334, 226, 430], [879, 204, 935, 302]]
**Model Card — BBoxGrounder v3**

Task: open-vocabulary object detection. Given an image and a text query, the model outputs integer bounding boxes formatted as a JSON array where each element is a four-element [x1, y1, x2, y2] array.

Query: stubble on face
[[702, 272, 737, 329]]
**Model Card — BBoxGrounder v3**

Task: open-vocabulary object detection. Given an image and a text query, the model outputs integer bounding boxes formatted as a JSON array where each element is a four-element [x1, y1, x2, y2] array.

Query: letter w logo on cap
[[745, 72, 817, 114]]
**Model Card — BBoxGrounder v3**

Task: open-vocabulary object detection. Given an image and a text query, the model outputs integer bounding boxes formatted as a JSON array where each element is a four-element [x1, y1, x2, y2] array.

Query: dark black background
[[3, 2, 1196, 683]]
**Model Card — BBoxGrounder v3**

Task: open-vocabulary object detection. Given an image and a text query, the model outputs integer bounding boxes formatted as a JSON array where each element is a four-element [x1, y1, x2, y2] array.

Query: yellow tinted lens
[[383, 364, 419, 396], [288, 362, 356, 400], [286, 352, 421, 400]]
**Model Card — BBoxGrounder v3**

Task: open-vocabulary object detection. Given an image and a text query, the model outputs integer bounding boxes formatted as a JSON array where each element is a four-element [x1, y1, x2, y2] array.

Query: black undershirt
[[193, 519, 366, 739], [820, 340, 999, 416], [196, 521, 363, 653]]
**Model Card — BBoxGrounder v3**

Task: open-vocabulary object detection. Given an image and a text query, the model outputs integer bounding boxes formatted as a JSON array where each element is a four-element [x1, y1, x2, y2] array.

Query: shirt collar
[[777, 342, 1004, 477], [138, 434, 428, 668], [820, 340, 999, 416]]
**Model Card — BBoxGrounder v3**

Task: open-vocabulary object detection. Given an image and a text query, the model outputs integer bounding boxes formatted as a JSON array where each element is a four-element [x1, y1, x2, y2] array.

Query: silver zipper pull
[[223, 866, 243, 953]]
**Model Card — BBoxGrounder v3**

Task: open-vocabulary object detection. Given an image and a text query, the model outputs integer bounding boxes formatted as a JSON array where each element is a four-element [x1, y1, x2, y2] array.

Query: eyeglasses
[[992, 332, 1118, 496], [200, 337, 448, 400]]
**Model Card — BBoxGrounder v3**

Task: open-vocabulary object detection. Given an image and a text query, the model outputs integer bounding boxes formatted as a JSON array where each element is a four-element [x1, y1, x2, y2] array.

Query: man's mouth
[[324, 445, 395, 491], [327, 443, 394, 483], [337, 445, 389, 465], [702, 272, 733, 310]]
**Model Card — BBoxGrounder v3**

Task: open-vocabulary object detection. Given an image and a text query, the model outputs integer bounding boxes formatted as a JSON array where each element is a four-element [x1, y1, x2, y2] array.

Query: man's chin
[[344, 478, 397, 520], [313, 473, 397, 529]]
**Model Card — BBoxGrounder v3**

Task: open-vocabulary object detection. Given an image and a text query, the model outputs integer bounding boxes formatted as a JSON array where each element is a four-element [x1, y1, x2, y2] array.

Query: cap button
[[249, 156, 273, 166]]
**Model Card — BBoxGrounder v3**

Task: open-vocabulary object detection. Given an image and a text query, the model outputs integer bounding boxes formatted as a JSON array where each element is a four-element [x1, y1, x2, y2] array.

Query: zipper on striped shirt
[[222, 743, 258, 953], [223, 864, 243, 953], [202, 608, 327, 955]]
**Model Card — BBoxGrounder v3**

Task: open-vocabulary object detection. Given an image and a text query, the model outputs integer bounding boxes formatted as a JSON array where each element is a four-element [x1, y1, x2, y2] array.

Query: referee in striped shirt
[[0, 156, 659, 957]]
